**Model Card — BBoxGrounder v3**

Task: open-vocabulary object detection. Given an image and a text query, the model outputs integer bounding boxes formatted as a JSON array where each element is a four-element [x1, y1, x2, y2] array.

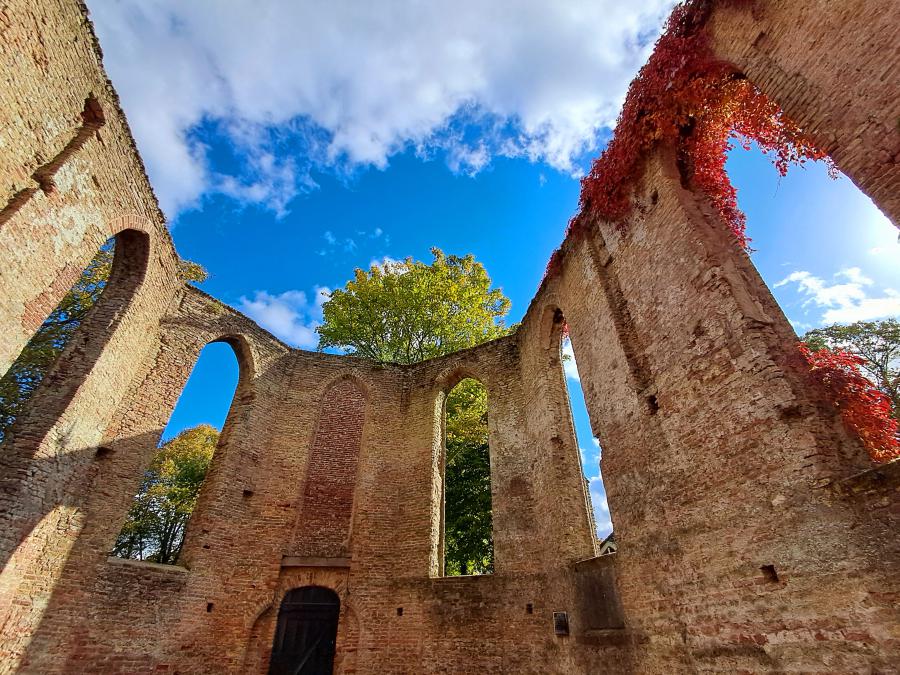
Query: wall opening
[[269, 586, 340, 675], [111, 341, 240, 564], [555, 310, 612, 545], [725, 140, 899, 464], [442, 377, 494, 576], [727, 142, 898, 334], [0, 230, 148, 443]]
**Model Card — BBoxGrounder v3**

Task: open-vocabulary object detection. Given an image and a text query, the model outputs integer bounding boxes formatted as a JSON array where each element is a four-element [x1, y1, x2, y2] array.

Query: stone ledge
[[106, 556, 189, 573], [281, 556, 352, 568], [830, 459, 900, 498]]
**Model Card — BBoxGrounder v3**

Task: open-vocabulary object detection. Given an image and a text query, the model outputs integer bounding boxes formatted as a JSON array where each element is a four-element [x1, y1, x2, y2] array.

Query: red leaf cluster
[[575, 0, 833, 249], [799, 343, 900, 463]]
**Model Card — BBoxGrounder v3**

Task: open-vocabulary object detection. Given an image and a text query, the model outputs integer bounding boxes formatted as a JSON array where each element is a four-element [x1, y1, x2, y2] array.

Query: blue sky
[[87, 0, 898, 539]]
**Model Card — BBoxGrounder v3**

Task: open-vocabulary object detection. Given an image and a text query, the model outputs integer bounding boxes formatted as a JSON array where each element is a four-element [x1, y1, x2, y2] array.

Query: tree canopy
[[112, 424, 218, 564], [444, 378, 493, 575], [317, 248, 511, 364]]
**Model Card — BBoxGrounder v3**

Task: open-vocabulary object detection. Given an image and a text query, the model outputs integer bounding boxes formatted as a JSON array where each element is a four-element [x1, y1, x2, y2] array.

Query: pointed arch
[[437, 375, 494, 576], [293, 375, 367, 558], [0, 227, 150, 444], [111, 336, 244, 565], [544, 303, 610, 547]]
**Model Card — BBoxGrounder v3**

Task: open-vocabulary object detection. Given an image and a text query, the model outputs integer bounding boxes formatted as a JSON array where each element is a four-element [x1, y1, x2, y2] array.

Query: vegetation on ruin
[[318, 249, 509, 574], [804, 320, 900, 423], [573, 0, 833, 249], [0, 241, 207, 442], [552, 0, 898, 463], [801, 320, 900, 463], [112, 425, 218, 564]]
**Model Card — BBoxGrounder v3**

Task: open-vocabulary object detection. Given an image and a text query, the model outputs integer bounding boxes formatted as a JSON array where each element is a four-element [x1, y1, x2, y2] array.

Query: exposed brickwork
[[0, 0, 897, 673], [292, 379, 366, 558]]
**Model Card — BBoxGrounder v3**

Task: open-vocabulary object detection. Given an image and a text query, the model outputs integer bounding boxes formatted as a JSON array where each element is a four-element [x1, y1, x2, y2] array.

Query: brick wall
[[292, 378, 366, 558], [0, 0, 897, 673]]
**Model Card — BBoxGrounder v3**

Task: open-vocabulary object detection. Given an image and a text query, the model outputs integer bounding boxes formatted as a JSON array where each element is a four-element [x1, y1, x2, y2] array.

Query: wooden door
[[269, 587, 340, 675]]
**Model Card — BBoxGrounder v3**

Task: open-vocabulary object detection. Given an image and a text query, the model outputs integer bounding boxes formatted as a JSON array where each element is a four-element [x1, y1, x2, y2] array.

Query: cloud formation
[[776, 267, 900, 325], [237, 287, 330, 348], [589, 476, 612, 537], [562, 336, 580, 381], [88, 0, 675, 216]]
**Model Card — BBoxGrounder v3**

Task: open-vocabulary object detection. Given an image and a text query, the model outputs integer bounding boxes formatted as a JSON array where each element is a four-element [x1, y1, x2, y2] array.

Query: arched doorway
[[269, 586, 340, 675]]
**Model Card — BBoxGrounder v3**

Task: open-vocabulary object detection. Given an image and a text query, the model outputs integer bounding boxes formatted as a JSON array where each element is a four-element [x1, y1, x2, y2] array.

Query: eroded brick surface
[[0, 0, 897, 673]]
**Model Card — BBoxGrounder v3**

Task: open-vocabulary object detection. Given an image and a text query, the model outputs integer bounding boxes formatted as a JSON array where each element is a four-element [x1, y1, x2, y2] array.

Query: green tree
[[444, 378, 493, 575], [803, 319, 900, 421], [317, 248, 511, 363], [112, 424, 218, 564], [0, 241, 208, 442], [317, 249, 511, 574]]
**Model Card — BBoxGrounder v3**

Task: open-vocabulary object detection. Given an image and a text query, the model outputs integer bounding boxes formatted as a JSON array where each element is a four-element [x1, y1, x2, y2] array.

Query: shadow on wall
[[0, 427, 172, 671], [0, 228, 152, 576]]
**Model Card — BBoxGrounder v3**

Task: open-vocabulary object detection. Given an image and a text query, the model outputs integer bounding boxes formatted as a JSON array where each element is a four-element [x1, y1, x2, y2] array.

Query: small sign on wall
[[553, 611, 569, 636]]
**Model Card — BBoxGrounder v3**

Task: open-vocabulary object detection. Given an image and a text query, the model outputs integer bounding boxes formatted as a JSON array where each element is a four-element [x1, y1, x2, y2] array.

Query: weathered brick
[[0, 0, 897, 673]]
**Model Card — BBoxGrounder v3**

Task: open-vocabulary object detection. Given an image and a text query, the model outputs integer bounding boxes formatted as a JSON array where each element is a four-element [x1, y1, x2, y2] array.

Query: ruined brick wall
[[0, 0, 187, 667], [521, 146, 899, 671], [7, 304, 608, 673], [705, 0, 900, 225], [0, 0, 897, 673]]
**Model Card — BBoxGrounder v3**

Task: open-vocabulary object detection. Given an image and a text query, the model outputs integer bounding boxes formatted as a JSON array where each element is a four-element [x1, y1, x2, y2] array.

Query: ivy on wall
[[575, 0, 832, 248], [800, 344, 900, 463], [546, 0, 898, 462]]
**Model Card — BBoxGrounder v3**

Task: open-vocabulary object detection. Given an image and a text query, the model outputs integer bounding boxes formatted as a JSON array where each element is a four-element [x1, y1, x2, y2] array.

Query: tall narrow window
[[0, 238, 115, 443], [561, 333, 613, 544], [443, 378, 493, 576], [112, 341, 240, 565]]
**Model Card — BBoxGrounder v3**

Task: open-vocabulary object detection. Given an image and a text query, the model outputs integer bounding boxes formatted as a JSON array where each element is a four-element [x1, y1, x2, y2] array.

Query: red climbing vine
[[543, 1, 896, 463], [799, 344, 900, 463], [574, 0, 833, 249]]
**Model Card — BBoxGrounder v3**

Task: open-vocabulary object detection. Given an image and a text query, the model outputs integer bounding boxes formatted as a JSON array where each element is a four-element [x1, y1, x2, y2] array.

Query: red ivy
[[575, 0, 833, 249], [799, 343, 900, 464], [543, 2, 893, 464]]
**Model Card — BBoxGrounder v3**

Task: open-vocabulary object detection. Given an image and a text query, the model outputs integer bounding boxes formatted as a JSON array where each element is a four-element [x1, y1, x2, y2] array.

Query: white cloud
[[88, 0, 676, 217], [562, 336, 580, 381], [775, 267, 900, 325], [237, 287, 330, 348], [589, 475, 612, 537], [369, 256, 404, 270]]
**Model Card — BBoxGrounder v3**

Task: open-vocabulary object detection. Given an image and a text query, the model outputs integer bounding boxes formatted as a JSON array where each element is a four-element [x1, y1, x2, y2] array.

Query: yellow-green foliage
[[112, 425, 218, 565]]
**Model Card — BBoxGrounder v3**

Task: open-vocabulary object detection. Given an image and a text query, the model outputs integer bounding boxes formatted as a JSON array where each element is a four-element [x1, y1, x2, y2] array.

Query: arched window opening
[[0, 237, 117, 443], [111, 341, 240, 565], [559, 325, 612, 547], [726, 142, 900, 463], [442, 377, 493, 576], [269, 586, 340, 675]]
